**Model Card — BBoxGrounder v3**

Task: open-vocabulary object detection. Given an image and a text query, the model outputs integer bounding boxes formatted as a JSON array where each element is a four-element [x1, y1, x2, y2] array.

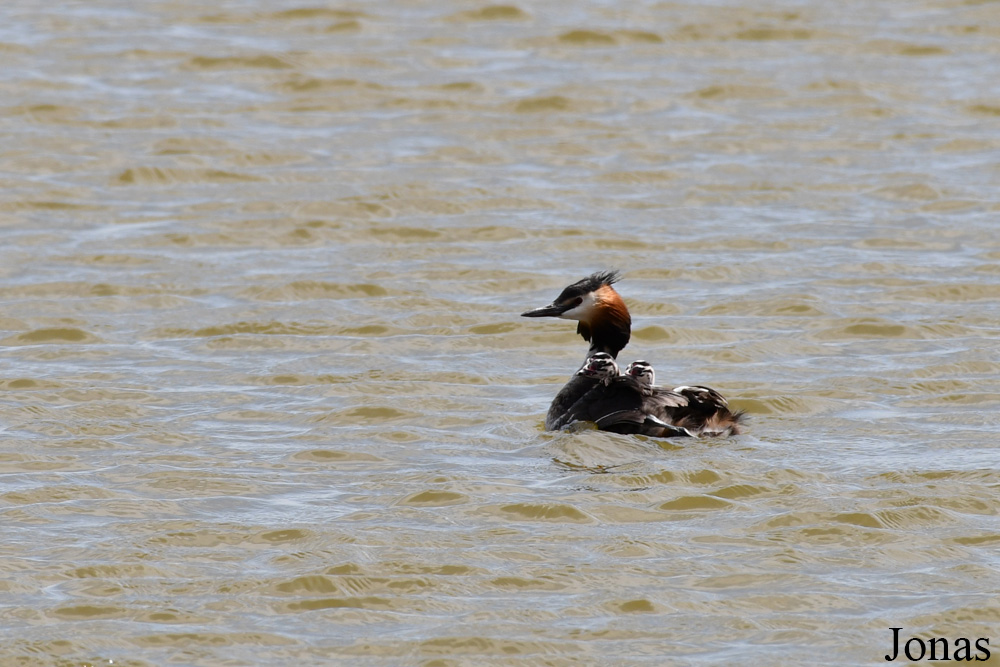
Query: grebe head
[[576, 352, 619, 382], [625, 360, 655, 388], [521, 270, 631, 358]]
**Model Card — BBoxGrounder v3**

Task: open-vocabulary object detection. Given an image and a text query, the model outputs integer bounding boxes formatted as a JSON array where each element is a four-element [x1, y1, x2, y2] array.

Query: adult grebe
[[522, 271, 744, 437]]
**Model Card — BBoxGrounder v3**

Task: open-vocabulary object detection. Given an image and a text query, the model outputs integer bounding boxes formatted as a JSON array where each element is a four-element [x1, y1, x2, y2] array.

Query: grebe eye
[[568, 297, 583, 308]]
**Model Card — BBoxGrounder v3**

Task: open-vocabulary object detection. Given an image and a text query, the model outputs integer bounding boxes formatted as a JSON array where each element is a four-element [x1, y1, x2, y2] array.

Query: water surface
[[3, 0, 1000, 664]]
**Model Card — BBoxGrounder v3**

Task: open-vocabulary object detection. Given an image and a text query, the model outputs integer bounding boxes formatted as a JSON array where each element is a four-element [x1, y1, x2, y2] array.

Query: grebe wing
[[545, 373, 600, 431]]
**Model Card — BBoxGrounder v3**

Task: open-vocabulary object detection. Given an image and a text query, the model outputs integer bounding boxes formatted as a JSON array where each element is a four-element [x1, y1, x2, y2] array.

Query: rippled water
[[3, 0, 1000, 665]]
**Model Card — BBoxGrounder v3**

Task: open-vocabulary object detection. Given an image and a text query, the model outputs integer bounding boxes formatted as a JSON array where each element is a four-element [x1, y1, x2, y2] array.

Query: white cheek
[[559, 293, 597, 321]]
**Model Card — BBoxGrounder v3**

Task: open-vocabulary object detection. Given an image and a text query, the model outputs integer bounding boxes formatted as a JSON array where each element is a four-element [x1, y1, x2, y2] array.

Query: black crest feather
[[556, 269, 621, 303]]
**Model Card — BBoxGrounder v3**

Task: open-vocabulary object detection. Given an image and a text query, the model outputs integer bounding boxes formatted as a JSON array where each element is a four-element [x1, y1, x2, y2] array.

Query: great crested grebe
[[522, 270, 744, 437]]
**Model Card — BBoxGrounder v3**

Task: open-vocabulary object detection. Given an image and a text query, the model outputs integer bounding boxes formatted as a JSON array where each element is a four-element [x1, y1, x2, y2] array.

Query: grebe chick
[[578, 352, 619, 383], [624, 360, 655, 388], [522, 271, 744, 437]]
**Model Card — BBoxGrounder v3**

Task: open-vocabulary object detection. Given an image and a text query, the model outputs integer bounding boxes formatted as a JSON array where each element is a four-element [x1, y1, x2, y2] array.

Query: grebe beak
[[521, 303, 568, 318]]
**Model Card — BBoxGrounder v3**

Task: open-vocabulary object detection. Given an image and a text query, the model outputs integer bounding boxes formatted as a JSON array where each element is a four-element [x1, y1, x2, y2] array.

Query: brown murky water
[[3, 1, 1000, 665]]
